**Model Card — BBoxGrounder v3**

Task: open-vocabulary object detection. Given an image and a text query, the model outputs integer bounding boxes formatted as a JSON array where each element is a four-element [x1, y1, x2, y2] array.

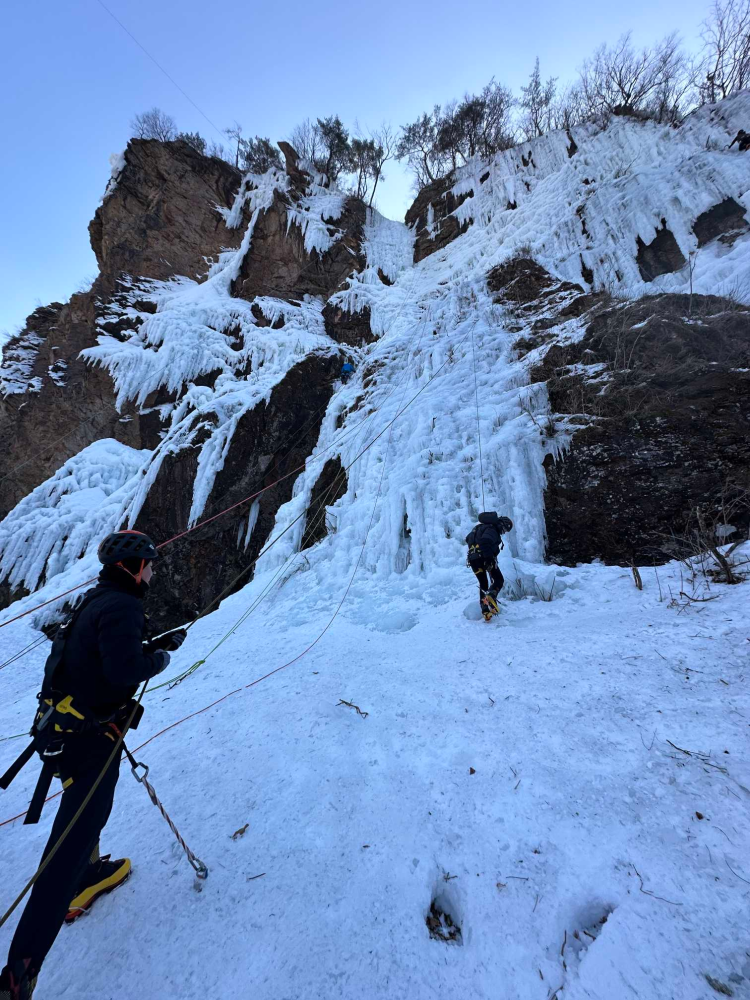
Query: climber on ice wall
[[465, 512, 513, 621], [0, 530, 186, 1000], [728, 128, 750, 151]]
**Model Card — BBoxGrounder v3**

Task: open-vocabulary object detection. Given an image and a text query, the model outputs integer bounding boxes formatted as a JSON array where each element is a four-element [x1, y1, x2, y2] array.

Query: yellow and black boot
[[65, 854, 131, 924], [0, 959, 37, 999], [481, 592, 499, 621]]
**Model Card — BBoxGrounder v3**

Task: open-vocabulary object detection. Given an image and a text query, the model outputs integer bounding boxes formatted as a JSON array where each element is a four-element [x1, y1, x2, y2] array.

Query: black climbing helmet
[[97, 530, 159, 566], [478, 511, 513, 532]]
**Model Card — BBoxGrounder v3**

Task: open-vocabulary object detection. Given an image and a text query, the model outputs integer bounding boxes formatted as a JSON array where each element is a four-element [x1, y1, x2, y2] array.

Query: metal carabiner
[[189, 855, 209, 879], [41, 739, 65, 759], [130, 761, 150, 783]]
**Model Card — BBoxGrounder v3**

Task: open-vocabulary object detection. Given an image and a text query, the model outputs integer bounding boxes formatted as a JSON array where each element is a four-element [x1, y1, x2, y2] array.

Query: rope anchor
[[127, 753, 208, 880]]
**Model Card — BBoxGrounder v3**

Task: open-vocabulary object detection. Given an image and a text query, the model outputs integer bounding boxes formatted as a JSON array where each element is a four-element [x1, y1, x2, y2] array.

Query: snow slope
[[0, 552, 748, 1000]]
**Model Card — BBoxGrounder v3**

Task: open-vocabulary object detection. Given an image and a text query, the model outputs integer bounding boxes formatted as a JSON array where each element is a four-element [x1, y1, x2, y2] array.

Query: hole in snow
[[573, 902, 615, 947], [426, 895, 462, 945]]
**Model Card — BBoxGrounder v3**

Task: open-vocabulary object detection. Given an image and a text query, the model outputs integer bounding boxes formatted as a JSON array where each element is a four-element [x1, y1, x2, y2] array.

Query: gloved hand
[[145, 629, 187, 653], [151, 649, 171, 675]]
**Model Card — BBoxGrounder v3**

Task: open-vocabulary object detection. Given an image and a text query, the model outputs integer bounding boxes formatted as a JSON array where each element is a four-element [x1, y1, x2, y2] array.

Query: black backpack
[[465, 512, 513, 564]]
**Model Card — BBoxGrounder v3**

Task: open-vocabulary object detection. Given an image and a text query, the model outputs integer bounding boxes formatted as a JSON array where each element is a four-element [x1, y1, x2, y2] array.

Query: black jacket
[[56, 566, 163, 715], [465, 522, 501, 560]]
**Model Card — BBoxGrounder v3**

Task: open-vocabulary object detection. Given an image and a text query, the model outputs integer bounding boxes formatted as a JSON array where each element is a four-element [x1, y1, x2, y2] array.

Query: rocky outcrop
[[405, 175, 470, 263], [322, 302, 376, 347], [301, 457, 347, 551], [530, 292, 750, 565], [1, 141, 247, 524], [0, 137, 370, 628], [0, 293, 142, 522], [232, 194, 367, 303], [693, 197, 749, 247], [488, 257, 583, 309], [90, 139, 244, 292], [636, 220, 687, 281]]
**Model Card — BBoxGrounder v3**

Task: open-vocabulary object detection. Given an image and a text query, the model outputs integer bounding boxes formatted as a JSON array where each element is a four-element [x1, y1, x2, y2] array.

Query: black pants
[[471, 558, 504, 607], [7, 733, 120, 977]]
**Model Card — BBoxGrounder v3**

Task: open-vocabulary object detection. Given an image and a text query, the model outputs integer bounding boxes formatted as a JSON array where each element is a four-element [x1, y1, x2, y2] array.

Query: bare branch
[[337, 699, 369, 719]]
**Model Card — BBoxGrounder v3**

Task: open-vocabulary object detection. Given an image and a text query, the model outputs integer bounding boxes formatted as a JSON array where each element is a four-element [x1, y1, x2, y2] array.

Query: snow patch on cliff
[[0, 333, 44, 397], [430, 91, 750, 301], [0, 439, 149, 594]]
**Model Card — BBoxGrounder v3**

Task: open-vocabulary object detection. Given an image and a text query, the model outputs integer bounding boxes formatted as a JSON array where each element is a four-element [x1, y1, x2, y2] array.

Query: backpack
[[465, 512, 513, 564]]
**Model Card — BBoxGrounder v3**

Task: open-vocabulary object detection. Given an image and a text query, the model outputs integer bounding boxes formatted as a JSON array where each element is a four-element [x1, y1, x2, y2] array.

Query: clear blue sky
[[0, 0, 709, 336]]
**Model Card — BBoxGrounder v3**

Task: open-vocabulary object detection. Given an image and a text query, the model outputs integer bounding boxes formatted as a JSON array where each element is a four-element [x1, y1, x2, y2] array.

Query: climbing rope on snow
[[0, 635, 47, 672], [123, 745, 208, 880]]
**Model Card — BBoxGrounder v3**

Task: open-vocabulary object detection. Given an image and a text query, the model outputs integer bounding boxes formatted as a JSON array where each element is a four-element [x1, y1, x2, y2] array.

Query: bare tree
[[225, 122, 244, 168], [350, 136, 377, 200], [397, 107, 446, 186], [646, 52, 700, 124], [206, 139, 228, 160], [579, 32, 694, 123], [550, 83, 589, 130], [700, 0, 750, 101], [438, 82, 516, 167], [287, 118, 324, 165], [130, 107, 177, 141], [520, 58, 557, 139], [368, 122, 396, 207]]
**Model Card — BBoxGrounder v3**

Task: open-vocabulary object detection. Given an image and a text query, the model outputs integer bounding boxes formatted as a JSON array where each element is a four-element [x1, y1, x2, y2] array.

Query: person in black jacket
[[465, 511, 513, 619], [0, 530, 186, 1000]]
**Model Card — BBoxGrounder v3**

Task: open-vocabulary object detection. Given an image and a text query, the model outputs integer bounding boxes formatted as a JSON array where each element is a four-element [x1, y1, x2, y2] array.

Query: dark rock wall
[[530, 294, 750, 565], [134, 351, 340, 631], [404, 175, 471, 263]]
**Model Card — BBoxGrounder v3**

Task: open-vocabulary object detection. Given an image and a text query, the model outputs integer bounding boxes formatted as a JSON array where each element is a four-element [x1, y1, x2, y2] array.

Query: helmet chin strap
[[116, 558, 146, 585]]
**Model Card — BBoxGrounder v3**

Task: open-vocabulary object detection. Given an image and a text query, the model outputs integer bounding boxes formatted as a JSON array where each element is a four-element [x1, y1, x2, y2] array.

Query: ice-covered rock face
[[1, 93, 749, 629], [408, 92, 750, 300], [0, 138, 370, 627]]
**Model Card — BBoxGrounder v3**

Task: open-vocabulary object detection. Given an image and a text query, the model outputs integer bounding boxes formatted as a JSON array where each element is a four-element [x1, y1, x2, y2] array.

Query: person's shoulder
[[92, 587, 143, 617]]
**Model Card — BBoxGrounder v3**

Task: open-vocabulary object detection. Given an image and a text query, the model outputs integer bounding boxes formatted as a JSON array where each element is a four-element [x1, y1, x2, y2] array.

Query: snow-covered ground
[[0, 551, 748, 1000]]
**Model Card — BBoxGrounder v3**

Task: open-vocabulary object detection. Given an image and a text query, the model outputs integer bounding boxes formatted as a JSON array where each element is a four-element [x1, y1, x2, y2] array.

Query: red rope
[[0, 424, 391, 828], [0, 315, 443, 631], [0, 455, 316, 630]]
